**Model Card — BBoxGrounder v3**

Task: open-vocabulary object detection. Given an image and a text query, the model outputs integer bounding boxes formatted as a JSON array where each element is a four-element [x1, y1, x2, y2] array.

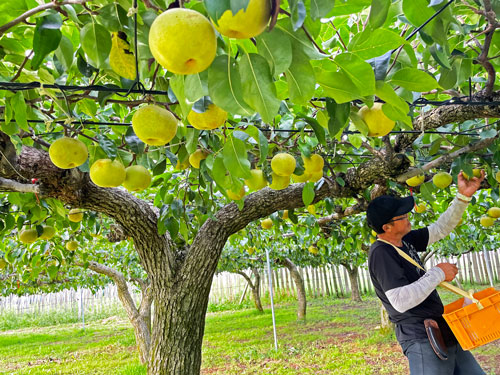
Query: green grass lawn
[[1, 293, 499, 374]]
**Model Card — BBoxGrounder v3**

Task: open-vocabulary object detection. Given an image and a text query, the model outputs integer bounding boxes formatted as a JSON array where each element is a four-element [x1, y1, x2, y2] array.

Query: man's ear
[[382, 223, 391, 233]]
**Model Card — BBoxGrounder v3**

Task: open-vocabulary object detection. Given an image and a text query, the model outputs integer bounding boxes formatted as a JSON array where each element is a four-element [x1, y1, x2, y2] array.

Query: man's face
[[386, 213, 411, 236]]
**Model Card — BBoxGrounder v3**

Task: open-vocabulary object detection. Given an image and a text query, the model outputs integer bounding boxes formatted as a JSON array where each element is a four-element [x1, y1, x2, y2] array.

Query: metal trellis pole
[[265, 247, 278, 351]]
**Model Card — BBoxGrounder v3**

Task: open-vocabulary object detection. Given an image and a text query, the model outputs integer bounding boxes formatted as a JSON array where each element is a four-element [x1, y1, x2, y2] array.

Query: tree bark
[[236, 268, 263, 312], [343, 264, 362, 302], [277, 258, 306, 320]]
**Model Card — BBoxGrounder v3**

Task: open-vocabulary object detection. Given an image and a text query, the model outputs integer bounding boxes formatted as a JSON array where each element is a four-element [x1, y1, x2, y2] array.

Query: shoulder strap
[[377, 238, 425, 271]]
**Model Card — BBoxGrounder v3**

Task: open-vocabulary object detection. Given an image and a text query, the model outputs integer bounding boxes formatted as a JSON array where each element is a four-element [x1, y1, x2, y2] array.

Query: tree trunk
[[277, 258, 306, 320], [380, 303, 394, 334], [343, 264, 362, 302], [236, 268, 263, 312]]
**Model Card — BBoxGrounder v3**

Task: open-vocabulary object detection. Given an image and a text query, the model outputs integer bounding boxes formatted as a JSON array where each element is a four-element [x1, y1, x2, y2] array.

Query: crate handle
[[440, 281, 483, 309]]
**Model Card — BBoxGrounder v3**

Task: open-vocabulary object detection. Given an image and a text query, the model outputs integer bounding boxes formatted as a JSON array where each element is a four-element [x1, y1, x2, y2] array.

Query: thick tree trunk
[[277, 258, 307, 320], [343, 264, 362, 302]]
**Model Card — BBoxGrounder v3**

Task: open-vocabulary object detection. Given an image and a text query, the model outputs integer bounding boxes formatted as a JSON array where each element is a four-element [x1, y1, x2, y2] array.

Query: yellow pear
[[90, 159, 126, 188], [40, 225, 56, 240], [282, 210, 289, 220], [68, 209, 84, 223], [269, 172, 290, 190], [247, 247, 255, 255], [308, 170, 323, 182], [189, 149, 209, 169], [0, 258, 7, 270], [414, 203, 427, 213], [302, 154, 324, 173], [149, 8, 216, 74], [175, 158, 190, 170], [227, 186, 245, 200], [187, 104, 227, 130], [308, 246, 319, 255], [358, 102, 396, 137], [371, 230, 378, 237], [291, 171, 311, 183], [433, 172, 452, 189], [462, 169, 482, 180], [271, 153, 296, 177], [495, 171, 500, 183], [109, 32, 136, 80], [49, 137, 88, 169], [132, 105, 178, 146], [487, 207, 500, 218], [123, 165, 151, 192], [19, 229, 38, 244], [212, 0, 271, 39], [307, 205, 316, 215], [244, 169, 268, 190], [480, 216, 495, 227], [406, 175, 425, 187], [66, 240, 78, 251], [261, 218, 273, 229]]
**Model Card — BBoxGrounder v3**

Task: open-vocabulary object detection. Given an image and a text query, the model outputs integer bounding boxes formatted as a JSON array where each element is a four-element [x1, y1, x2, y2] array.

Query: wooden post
[[343, 266, 351, 294]]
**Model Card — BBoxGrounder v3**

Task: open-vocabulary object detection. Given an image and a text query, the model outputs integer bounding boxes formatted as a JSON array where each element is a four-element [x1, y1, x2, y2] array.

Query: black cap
[[366, 195, 414, 233]]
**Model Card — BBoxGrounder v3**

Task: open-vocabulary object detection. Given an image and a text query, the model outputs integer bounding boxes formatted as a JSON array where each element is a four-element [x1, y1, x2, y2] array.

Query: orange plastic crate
[[443, 287, 500, 350]]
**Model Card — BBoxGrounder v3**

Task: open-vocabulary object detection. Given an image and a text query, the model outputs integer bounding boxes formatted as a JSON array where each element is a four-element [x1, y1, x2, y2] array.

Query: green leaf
[[286, 46, 315, 105], [32, 13, 62, 69], [289, 0, 306, 30], [302, 182, 315, 206], [54, 35, 74, 71], [369, 0, 391, 29], [80, 22, 111, 68], [326, 99, 350, 137], [208, 55, 253, 116], [350, 111, 369, 136], [330, 0, 371, 15], [256, 27, 292, 76], [239, 53, 281, 123], [310, 0, 336, 20], [222, 135, 252, 179], [276, 19, 327, 60], [349, 28, 406, 60], [97, 3, 128, 32], [334, 53, 375, 96], [348, 133, 363, 148], [170, 75, 191, 118], [11, 92, 28, 131], [420, 181, 436, 202], [389, 68, 440, 92], [302, 117, 326, 145], [244, 125, 269, 164], [97, 135, 117, 158], [429, 44, 451, 69], [402, 0, 434, 28], [374, 81, 411, 125], [185, 71, 209, 102], [205, 0, 250, 23], [438, 66, 457, 90], [210, 153, 230, 189], [317, 70, 362, 103]]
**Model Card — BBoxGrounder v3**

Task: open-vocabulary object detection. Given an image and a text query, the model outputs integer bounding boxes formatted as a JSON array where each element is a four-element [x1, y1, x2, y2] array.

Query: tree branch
[[0, 177, 39, 194], [0, 0, 89, 36]]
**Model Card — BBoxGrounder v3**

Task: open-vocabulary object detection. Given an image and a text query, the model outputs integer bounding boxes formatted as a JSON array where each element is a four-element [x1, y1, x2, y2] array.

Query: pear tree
[[1, 1, 500, 374]]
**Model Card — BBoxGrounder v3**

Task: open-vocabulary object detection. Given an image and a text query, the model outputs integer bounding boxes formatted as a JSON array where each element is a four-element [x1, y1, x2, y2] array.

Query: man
[[367, 171, 485, 375]]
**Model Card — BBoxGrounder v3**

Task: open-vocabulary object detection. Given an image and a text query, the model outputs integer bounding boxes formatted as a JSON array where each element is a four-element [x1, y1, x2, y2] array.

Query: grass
[[0, 291, 499, 374]]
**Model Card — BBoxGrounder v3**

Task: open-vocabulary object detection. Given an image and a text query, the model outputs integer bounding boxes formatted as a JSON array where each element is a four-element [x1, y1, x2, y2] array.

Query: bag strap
[[376, 238, 481, 307]]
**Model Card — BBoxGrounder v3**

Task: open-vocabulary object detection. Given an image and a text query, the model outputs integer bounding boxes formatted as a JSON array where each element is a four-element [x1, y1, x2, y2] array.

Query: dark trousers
[[400, 338, 485, 375]]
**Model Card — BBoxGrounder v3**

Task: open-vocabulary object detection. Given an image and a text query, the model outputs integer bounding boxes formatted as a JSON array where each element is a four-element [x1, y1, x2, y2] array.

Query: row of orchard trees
[[1, 0, 500, 374]]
